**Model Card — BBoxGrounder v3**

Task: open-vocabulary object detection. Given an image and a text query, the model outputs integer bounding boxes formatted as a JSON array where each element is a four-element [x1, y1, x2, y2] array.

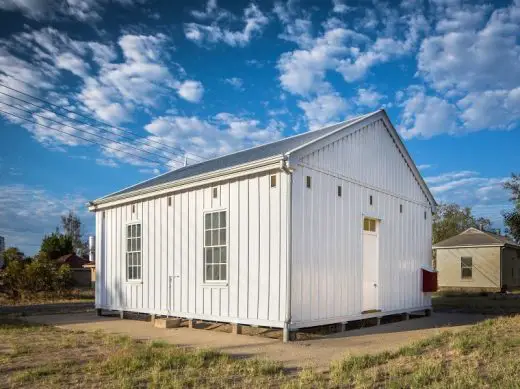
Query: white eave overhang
[[88, 155, 285, 211]]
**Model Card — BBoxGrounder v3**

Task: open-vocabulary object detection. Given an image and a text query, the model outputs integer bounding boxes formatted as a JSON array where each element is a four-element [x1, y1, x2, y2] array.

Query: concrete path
[[24, 312, 487, 371]]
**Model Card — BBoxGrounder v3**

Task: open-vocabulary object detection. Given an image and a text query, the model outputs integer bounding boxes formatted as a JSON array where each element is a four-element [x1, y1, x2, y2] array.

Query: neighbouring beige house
[[434, 228, 520, 292]]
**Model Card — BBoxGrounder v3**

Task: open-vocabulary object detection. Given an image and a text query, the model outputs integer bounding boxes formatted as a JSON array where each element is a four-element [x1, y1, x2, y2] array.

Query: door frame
[[361, 216, 380, 312]]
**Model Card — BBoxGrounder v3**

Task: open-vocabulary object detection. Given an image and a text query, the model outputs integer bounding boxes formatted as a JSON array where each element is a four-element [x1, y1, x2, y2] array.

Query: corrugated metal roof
[[100, 113, 374, 200], [433, 227, 520, 248]]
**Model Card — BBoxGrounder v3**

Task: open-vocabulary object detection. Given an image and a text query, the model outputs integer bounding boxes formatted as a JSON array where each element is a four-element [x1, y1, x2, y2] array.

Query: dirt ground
[[23, 311, 488, 371]]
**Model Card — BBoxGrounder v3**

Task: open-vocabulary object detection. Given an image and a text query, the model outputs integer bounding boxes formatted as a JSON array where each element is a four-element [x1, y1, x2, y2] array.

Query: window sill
[[125, 280, 143, 285], [201, 283, 228, 288]]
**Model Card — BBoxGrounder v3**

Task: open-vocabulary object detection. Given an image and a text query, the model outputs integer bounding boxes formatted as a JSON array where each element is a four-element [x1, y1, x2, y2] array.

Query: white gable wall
[[290, 118, 433, 328], [95, 169, 289, 327], [298, 118, 430, 205]]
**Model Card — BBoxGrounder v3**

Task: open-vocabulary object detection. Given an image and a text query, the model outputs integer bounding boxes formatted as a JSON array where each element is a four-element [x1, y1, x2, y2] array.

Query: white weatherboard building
[[89, 110, 436, 341]]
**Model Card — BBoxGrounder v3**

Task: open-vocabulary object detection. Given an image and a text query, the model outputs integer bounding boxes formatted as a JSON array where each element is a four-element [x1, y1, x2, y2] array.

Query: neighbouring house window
[[132, 204, 135, 214], [400, 204, 403, 213], [204, 211, 227, 282], [461, 257, 472, 279], [363, 218, 376, 232], [212, 187, 218, 199], [126, 223, 142, 281], [338, 185, 342, 197], [270, 175, 277, 188], [369, 195, 373, 205], [306, 176, 311, 188], [168, 197, 172, 206]]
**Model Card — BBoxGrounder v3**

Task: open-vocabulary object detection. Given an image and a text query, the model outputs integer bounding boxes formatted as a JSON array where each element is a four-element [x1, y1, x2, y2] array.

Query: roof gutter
[[432, 244, 505, 249], [88, 155, 285, 211]]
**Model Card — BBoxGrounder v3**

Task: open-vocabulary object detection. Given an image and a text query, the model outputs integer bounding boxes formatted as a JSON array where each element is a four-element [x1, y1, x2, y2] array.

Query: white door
[[362, 218, 379, 312]]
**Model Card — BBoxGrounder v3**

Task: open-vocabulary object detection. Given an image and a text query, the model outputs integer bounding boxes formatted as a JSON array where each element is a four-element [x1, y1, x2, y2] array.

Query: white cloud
[[0, 27, 204, 167], [277, 26, 367, 96], [424, 170, 510, 227], [403, 0, 520, 138], [224, 77, 244, 91], [297, 94, 349, 130], [337, 14, 428, 82], [424, 170, 479, 185], [417, 164, 432, 171], [356, 88, 384, 108], [332, 0, 354, 14], [190, 0, 231, 21], [0, 184, 92, 255], [398, 87, 460, 139], [55, 52, 90, 78], [96, 158, 118, 167], [177, 80, 204, 103], [0, 0, 142, 22], [458, 88, 520, 130], [184, 2, 269, 47], [144, 113, 284, 160]]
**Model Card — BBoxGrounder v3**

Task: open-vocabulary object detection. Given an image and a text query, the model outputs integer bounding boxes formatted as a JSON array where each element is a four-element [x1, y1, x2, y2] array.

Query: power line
[[0, 98, 185, 165], [0, 100, 186, 167], [0, 79, 205, 162], [0, 108, 172, 166], [0, 89, 189, 161]]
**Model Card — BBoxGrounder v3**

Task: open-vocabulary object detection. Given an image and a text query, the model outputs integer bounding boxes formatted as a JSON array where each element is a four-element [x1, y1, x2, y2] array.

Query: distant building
[[434, 228, 520, 292], [56, 253, 90, 287]]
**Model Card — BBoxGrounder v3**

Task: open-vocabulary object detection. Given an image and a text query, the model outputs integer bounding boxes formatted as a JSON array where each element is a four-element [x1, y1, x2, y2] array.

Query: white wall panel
[[95, 170, 289, 327], [299, 120, 429, 205], [291, 120, 433, 327]]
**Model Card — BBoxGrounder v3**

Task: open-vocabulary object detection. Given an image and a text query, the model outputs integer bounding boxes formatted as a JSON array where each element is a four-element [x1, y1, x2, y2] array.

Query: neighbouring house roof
[[91, 109, 436, 207], [433, 227, 520, 249], [56, 253, 89, 269]]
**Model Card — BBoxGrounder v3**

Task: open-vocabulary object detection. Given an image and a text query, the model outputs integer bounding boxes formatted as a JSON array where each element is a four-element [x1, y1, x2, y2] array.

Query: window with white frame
[[204, 210, 227, 282], [126, 223, 142, 281]]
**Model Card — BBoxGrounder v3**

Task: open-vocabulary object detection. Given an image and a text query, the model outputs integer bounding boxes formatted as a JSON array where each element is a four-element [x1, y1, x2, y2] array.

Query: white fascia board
[[433, 244, 504, 249], [88, 155, 284, 211]]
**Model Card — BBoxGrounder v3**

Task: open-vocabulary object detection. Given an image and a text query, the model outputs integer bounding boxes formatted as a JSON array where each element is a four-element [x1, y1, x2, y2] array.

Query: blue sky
[[0, 0, 519, 255]]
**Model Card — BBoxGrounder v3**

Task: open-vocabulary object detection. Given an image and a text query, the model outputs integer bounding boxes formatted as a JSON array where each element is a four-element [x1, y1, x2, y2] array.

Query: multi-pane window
[[461, 257, 472, 279], [363, 218, 376, 232], [126, 223, 142, 281], [204, 211, 227, 282]]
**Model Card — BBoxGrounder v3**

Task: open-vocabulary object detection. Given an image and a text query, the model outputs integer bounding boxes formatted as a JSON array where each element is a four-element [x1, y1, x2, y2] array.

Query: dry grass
[[321, 315, 520, 388], [2, 315, 520, 388], [0, 318, 284, 388]]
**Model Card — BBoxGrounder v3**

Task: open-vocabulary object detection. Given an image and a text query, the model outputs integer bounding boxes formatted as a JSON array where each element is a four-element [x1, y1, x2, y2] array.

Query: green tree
[[503, 173, 520, 242], [433, 203, 491, 245], [1, 247, 24, 268], [40, 233, 74, 260], [61, 210, 88, 256], [0, 252, 72, 299]]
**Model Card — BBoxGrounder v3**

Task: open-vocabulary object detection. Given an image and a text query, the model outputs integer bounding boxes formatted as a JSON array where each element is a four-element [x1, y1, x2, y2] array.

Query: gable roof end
[[433, 227, 520, 249]]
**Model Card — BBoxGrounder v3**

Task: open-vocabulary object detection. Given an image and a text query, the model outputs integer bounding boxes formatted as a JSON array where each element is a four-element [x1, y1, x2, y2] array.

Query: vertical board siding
[[299, 120, 428, 204], [96, 170, 288, 327], [291, 120, 432, 326]]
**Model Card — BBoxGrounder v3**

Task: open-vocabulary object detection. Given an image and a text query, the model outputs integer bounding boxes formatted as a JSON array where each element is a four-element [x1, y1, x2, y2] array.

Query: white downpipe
[[282, 158, 292, 342]]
